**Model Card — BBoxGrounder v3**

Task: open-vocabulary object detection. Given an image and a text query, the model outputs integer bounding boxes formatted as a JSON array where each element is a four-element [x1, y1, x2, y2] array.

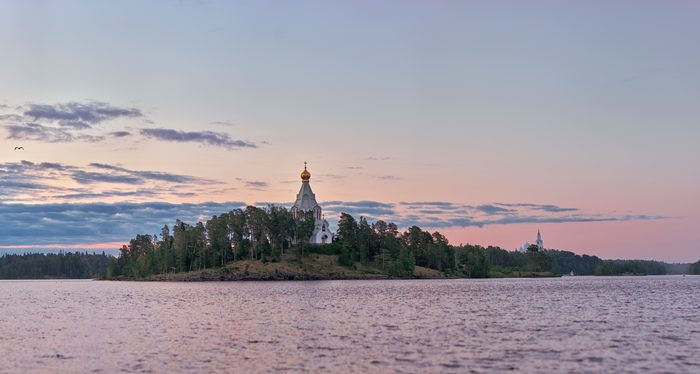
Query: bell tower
[[291, 162, 332, 244]]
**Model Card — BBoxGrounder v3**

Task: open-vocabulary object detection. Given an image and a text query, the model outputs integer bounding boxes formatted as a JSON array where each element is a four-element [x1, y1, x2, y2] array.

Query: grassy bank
[[111, 251, 446, 282]]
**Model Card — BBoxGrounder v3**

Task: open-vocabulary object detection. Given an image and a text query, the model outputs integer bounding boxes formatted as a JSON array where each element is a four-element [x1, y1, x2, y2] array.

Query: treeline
[[109, 205, 538, 279], [689, 260, 700, 275], [593, 260, 667, 276], [332, 214, 455, 277], [548, 249, 604, 275], [108, 206, 316, 279], [467, 244, 554, 276], [107, 203, 683, 280], [0, 252, 115, 279]]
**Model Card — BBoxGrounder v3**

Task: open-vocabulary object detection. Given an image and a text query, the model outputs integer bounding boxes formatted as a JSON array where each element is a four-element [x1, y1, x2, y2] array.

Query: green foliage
[[0, 252, 114, 279], [527, 249, 553, 272], [547, 249, 603, 275], [337, 243, 355, 267], [307, 242, 344, 255], [457, 245, 490, 278], [295, 210, 316, 259], [483, 245, 526, 269], [689, 260, 700, 275], [111, 204, 676, 281], [594, 260, 667, 276], [385, 248, 415, 278]]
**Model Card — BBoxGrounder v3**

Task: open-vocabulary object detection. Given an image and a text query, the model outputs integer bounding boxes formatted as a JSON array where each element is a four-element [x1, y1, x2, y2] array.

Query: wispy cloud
[[363, 156, 392, 161], [108, 131, 132, 137], [0, 161, 219, 203], [244, 181, 268, 190], [322, 200, 671, 231], [140, 128, 256, 149], [5, 123, 104, 143], [0, 101, 142, 143], [0, 101, 262, 150], [0, 198, 672, 255], [0, 201, 248, 253], [476, 204, 516, 215], [23, 102, 142, 127]]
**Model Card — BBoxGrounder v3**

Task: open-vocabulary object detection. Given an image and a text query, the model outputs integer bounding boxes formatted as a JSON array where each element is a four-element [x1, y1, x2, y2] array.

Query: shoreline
[[105, 254, 560, 282]]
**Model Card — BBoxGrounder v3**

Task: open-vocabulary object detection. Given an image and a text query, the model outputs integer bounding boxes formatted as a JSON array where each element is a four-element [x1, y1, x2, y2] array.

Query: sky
[[0, 0, 698, 262]]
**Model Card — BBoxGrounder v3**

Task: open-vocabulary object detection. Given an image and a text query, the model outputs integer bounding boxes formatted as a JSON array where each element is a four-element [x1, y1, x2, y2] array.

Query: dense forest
[[0, 205, 688, 279], [105, 204, 695, 280], [105, 205, 561, 280], [593, 260, 668, 276], [687, 260, 700, 275], [0, 252, 114, 279], [3, 206, 690, 280]]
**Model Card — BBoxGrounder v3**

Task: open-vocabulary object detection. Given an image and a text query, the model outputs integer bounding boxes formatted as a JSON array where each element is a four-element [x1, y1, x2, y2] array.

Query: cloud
[[401, 201, 468, 209], [493, 202, 579, 213], [363, 157, 392, 161], [325, 200, 395, 209], [140, 128, 256, 149], [55, 190, 158, 199], [244, 181, 268, 189], [0, 201, 248, 252], [1, 101, 142, 143], [5, 123, 105, 143], [108, 131, 132, 137], [476, 204, 516, 215], [0, 161, 219, 202], [319, 200, 672, 232], [322, 200, 397, 218], [24, 102, 142, 127], [535, 205, 579, 213], [71, 171, 144, 185], [1, 101, 262, 151], [0, 197, 673, 256]]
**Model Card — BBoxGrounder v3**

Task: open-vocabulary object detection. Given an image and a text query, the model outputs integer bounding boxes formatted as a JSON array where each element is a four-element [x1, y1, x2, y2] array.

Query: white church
[[518, 230, 544, 253], [290, 163, 332, 245]]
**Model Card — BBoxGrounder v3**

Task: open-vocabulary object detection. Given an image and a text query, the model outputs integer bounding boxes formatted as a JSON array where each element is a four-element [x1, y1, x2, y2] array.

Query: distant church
[[518, 230, 544, 253], [290, 162, 332, 244]]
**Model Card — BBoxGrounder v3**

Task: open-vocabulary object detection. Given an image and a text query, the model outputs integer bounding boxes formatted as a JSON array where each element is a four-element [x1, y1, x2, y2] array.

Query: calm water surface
[[1, 276, 699, 373]]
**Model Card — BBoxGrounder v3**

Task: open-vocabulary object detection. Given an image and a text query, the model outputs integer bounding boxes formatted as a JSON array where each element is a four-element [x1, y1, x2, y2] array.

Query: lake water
[[1, 276, 699, 373]]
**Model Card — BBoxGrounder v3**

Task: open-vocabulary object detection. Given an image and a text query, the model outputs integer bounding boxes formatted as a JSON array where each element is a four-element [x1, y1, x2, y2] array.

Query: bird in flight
[[14, 147, 24, 150]]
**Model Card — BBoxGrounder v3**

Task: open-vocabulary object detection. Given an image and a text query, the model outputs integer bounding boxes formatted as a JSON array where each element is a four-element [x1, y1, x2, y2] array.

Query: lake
[[1, 276, 699, 373]]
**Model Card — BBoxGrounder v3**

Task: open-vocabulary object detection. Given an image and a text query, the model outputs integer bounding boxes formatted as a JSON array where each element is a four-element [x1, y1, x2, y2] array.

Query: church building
[[290, 163, 332, 244], [518, 230, 544, 252]]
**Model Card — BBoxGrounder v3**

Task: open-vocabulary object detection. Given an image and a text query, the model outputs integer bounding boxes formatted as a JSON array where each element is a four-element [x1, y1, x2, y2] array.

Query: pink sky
[[0, 1, 698, 263]]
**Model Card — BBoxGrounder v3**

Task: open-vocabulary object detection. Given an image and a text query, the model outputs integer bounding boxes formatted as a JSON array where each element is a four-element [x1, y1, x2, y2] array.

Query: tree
[[526, 244, 552, 271], [227, 209, 247, 261], [245, 206, 268, 261], [295, 210, 316, 260], [267, 205, 293, 259], [336, 213, 359, 252], [358, 216, 376, 265], [206, 214, 231, 266], [386, 248, 415, 278]]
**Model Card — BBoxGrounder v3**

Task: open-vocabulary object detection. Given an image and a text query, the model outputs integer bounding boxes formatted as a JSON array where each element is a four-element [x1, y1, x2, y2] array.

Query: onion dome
[[301, 162, 311, 182]]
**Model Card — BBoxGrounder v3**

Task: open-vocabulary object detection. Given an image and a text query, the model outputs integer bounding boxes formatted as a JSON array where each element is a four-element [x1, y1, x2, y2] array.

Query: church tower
[[536, 229, 543, 251], [291, 162, 332, 244]]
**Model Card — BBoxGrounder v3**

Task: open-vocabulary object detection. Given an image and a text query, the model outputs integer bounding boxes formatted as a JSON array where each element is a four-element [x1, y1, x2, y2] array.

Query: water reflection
[[1, 277, 699, 373]]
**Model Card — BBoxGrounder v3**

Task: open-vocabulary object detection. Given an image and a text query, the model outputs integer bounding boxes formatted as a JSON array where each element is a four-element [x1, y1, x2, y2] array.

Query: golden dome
[[301, 162, 310, 182]]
